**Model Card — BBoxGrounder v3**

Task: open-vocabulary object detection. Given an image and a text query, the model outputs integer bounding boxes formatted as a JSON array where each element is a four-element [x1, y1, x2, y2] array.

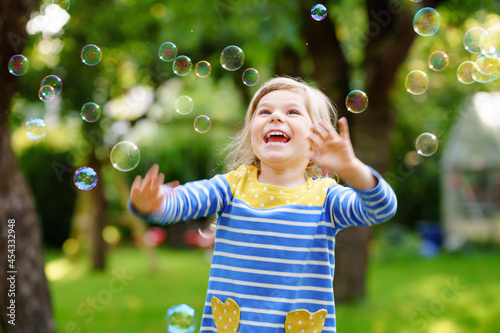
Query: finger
[[157, 173, 165, 187], [131, 175, 142, 192], [310, 122, 330, 141], [316, 120, 338, 140], [338, 117, 351, 141], [143, 164, 160, 191], [166, 180, 180, 188], [307, 133, 323, 151]]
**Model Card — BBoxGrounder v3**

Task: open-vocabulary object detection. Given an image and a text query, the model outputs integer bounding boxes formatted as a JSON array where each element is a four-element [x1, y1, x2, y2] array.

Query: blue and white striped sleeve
[[326, 166, 397, 229], [128, 174, 232, 225]]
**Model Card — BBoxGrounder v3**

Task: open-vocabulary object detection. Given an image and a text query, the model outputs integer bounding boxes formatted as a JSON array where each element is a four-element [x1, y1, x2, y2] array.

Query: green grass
[[46, 246, 500, 333]]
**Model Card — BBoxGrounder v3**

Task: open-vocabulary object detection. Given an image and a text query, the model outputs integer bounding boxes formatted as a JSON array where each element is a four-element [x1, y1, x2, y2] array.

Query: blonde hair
[[223, 76, 338, 179]]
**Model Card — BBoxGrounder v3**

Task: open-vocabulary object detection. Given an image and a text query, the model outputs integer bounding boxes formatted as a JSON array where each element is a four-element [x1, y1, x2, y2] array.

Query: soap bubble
[[25, 118, 46, 141], [311, 4, 327, 21], [8, 55, 29, 76], [172, 55, 192, 76], [345, 90, 369, 113], [175, 96, 194, 115], [38, 85, 56, 102], [428, 51, 449, 71], [457, 61, 476, 84], [464, 27, 486, 54], [479, 26, 500, 55], [413, 7, 440, 37], [159, 42, 177, 62], [405, 70, 429, 95], [195, 61, 211, 78], [81, 102, 102, 123], [74, 166, 98, 191], [41, 75, 63, 97], [471, 63, 500, 83], [242, 68, 260, 86], [52, 0, 70, 11], [220, 45, 245, 71], [475, 53, 499, 75], [110, 141, 140, 172], [165, 304, 197, 333], [415, 132, 438, 156], [81, 44, 102, 66], [194, 115, 211, 133]]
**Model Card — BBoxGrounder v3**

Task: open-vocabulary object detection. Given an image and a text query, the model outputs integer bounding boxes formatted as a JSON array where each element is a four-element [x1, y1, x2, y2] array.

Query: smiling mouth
[[264, 131, 290, 144]]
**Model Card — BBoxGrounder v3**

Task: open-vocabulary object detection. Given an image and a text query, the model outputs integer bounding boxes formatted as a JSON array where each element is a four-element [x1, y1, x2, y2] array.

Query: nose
[[269, 112, 284, 123]]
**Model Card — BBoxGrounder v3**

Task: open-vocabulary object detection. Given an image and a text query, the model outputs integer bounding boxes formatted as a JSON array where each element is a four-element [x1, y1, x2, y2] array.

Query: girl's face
[[250, 89, 313, 171]]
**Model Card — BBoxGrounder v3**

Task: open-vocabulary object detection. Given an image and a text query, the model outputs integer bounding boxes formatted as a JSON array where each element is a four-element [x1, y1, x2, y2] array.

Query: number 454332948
[[7, 219, 15, 270]]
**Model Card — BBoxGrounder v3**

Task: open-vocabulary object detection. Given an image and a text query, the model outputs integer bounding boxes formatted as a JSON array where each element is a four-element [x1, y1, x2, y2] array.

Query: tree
[[0, 0, 55, 331]]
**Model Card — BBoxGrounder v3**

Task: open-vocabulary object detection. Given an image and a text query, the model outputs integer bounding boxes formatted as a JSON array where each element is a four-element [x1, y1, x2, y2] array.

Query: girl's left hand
[[307, 117, 376, 190]]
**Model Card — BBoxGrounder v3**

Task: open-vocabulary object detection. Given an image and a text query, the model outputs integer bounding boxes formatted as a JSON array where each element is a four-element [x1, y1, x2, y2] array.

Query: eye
[[287, 109, 300, 115], [258, 109, 271, 115]]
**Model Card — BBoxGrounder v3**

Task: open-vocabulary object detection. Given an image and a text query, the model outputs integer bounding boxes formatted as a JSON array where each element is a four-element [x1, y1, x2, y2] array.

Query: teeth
[[266, 131, 290, 140]]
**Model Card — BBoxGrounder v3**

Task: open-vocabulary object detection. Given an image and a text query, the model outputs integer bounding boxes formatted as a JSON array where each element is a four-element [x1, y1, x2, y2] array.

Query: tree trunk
[[299, 0, 423, 302], [88, 150, 108, 271], [0, 0, 56, 331]]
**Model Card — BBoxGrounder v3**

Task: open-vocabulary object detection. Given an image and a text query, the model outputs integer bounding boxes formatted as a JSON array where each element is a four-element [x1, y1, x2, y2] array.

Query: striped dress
[[133, 164, 397, 333]]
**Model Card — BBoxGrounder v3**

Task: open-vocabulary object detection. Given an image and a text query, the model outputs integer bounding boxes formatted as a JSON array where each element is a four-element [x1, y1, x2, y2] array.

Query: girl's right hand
[[130, 164, 179, 215]]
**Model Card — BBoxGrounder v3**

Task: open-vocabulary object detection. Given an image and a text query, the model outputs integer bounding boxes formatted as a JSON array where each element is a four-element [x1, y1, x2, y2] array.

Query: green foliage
[[19, 144, 77, 248]]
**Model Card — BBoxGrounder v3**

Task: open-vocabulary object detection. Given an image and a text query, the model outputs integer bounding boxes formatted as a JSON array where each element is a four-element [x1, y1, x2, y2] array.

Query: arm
[[128, 164, 231, 225], [326, 169, 397, 228], [307, 117, 397, 227]]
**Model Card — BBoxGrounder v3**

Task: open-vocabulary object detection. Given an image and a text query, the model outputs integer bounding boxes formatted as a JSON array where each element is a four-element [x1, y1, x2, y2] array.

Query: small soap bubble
[[464, 27, 486, 54], [38, 85, 56, 102], [195, 61, 211, 78], [81, 44, 102, 66], [410, 0, 422, 2], [475, 52, 499, 75], [172, 55, 192, 76], [8, 55, 29, 76], [242, 68, 260, 86], [311, 4, 327, 21], [165, 304, 197, 333], [74, 166, 98, 191], [415, 132, 438, 156], [405, 70, 429, 95], [220, 45, 245, 71], [25, 118, 46, 141], [52, 0, 70, 11], [413, 7, 440, 37], [81, 102, 102, 123], [194, 115, 211, 133], [110, 141, 140, 172], [479, 26, 500, 55], [428, 50, 449, 71], [159, 42, 177, 62], [41, 75, 63, 97], [345, 90, 369, 113], [457, 61, 476, 84], [175, 96, 194, 115], [472, 64, 500, 83]]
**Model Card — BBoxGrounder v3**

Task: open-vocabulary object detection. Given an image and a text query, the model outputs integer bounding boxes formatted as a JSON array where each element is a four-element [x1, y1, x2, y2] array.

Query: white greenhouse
[[441, 92, 500, 244]]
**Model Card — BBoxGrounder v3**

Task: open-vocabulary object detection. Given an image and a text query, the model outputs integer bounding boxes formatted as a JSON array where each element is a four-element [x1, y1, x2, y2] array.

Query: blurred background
[[1, 0, 500, 332]]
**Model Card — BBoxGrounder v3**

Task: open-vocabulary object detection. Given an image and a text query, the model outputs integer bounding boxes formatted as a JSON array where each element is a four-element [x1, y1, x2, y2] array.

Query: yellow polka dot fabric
[[223, 165, 336, 209], [211, 297, 240, 333], [284, 309, 328, 333]]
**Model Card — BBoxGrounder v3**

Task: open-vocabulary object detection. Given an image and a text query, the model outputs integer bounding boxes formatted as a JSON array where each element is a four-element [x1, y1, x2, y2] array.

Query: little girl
[[129, 77, 397, 333]]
